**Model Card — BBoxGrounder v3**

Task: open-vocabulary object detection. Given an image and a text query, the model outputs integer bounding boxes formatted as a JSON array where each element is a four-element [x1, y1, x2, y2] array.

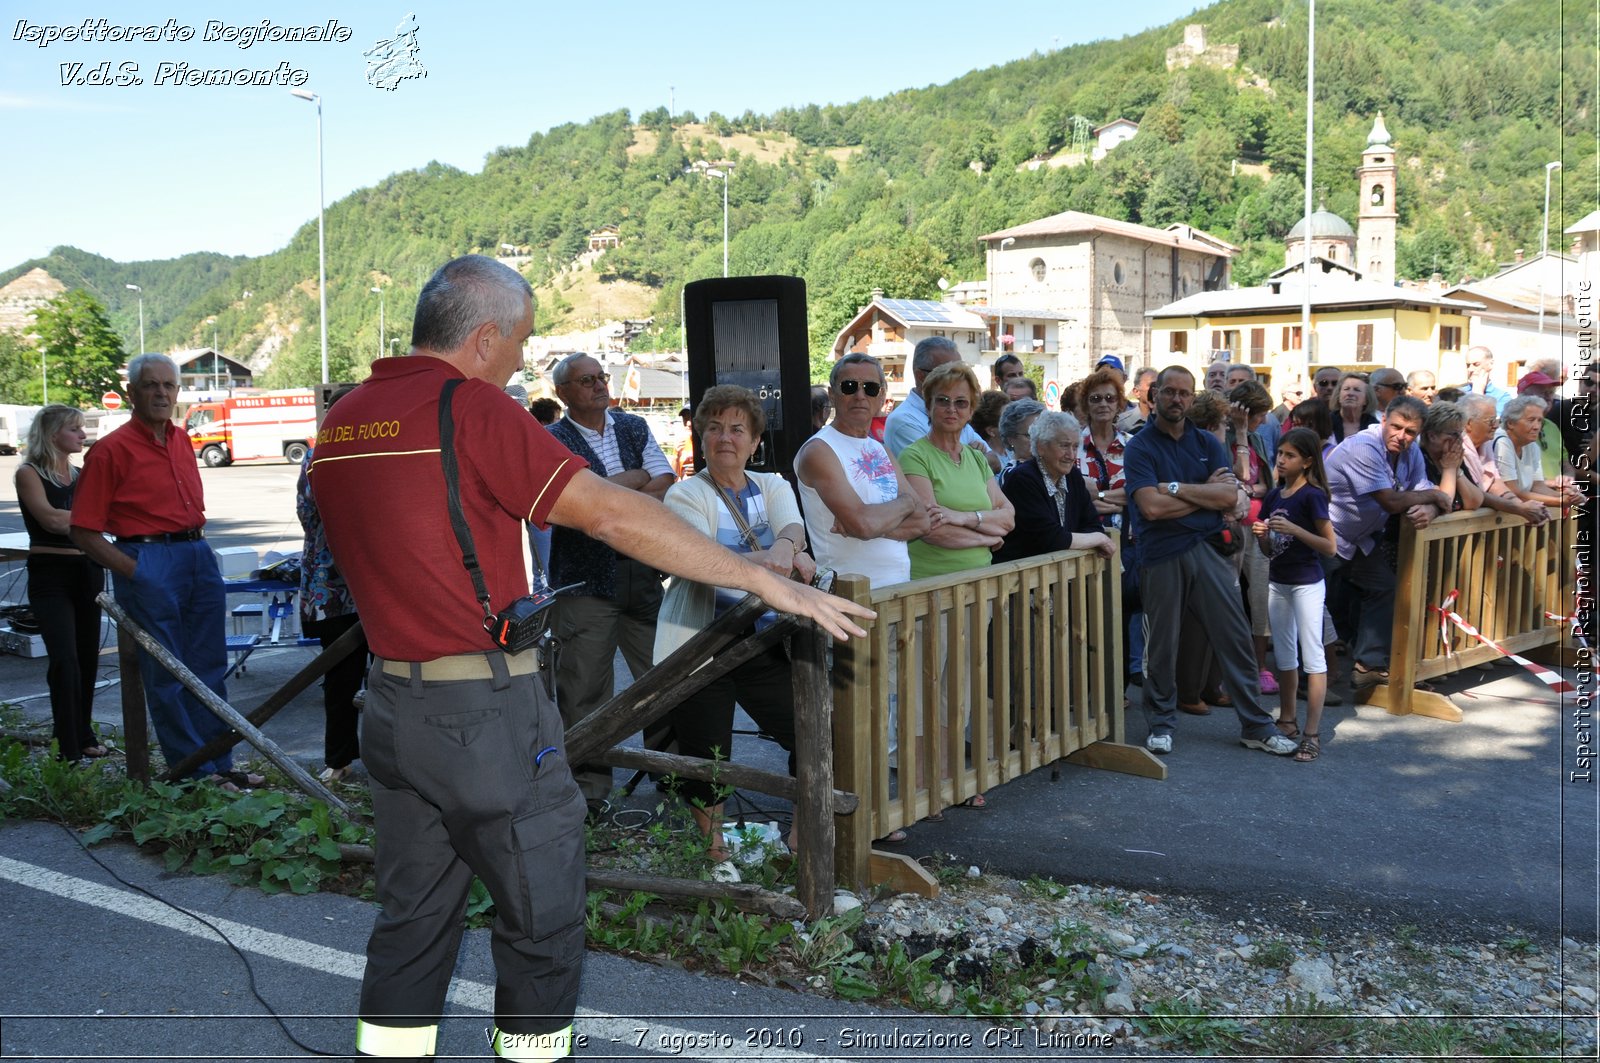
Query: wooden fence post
[[829, 575, 874, 892], [116, 624, 149, 783], [791, 617, 835, 920]]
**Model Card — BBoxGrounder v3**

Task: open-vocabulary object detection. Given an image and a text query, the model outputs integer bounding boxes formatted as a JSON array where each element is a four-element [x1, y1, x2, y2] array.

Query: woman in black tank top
[[15, 405, 106, 762]]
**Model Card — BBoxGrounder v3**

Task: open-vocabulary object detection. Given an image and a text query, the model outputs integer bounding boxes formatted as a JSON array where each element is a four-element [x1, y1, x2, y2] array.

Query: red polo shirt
[[72, 419, 207, 537], [309, 356, 587, 660]]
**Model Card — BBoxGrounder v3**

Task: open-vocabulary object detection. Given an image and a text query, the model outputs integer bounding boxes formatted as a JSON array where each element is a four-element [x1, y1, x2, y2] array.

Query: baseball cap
[[1096, 355, 1126, 373], [1516, 370, 1557, 392]]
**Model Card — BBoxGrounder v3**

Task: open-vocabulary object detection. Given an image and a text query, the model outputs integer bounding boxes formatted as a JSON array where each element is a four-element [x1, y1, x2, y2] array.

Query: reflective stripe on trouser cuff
[[356, 1018, 438, 1057], [492, 1024, 573, 1061]]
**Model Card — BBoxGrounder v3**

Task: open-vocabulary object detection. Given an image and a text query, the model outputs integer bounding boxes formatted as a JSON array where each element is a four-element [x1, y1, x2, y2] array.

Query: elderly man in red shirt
[[69, 353, 249, 786]]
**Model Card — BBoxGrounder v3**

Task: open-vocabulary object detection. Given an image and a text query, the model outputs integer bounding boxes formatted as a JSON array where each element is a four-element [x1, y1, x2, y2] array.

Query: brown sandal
[[1275, 720, 1301, 739], [1294, 734, 1321, 762]]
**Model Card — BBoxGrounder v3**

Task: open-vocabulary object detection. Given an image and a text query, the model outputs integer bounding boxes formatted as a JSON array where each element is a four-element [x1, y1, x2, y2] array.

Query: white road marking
[[0, 855, 863, 1061]]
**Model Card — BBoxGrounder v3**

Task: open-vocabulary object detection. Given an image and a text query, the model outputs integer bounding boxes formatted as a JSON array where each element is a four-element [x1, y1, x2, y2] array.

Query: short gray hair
[[1503, 394, 1548, 423], [1458, 393, 1495, 421], [998, 398, 1046, 444], [1227, 364, 1256, 380], [829, 352, 884, 388], [411, 254, 532, 354], [551, 352, 599, 387], [912, 335, 959, 374], [1029, 409, 1081, 449], [127, 352, 178, 386], [1422, 400, 1465, 437]]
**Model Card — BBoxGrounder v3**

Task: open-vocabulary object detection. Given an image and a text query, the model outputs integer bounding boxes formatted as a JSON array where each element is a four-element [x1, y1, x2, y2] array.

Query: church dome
[[1286, 209, 1356, 241], [1366, 112, 1393, 149]]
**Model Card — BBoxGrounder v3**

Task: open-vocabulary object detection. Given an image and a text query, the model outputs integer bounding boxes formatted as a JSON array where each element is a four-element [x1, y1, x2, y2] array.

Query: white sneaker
[[1241, 733, 1297, 755], [1145, 733, 1172, 755]]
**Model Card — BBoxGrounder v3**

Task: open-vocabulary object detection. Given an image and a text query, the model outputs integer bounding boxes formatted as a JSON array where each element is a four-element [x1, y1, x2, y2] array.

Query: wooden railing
[[830, 548, 1162, 891], [1364, 507, 1579, 721]]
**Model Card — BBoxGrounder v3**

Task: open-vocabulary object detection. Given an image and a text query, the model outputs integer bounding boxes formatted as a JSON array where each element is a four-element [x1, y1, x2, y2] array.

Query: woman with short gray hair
[[1418, 401, 1482, 513], [993, 410, 1115, 563]]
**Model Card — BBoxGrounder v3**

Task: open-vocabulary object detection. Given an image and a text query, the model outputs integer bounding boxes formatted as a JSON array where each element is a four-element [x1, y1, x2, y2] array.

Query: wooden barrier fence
[[1363, 507, 1579, 721], [830, 548, 1163, 892]]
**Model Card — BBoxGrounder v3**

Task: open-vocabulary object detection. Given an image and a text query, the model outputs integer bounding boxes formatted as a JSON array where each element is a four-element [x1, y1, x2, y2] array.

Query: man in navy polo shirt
[[1123, 365, 1296, 757]]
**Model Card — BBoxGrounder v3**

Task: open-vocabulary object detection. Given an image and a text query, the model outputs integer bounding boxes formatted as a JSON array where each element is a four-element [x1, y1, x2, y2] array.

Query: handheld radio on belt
[[438, 379, 578, 657]]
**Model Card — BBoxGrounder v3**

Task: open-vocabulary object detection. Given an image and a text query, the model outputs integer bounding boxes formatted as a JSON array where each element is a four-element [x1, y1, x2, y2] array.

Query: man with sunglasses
[[546, 352, 676, 816], [797, 354, 929, 583], [1313, 367, 1342, 410], [884, 336, 1000, 472]]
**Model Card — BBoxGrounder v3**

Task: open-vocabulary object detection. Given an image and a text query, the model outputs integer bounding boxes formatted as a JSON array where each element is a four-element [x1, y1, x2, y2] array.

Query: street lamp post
[[706, 168, 729, 277], [125, 283, 144, 355], [290, 87, 329, 383], [370, 286, 384, 360], [996, 237, 1015, 352], [1539, 160, 1562, 336]]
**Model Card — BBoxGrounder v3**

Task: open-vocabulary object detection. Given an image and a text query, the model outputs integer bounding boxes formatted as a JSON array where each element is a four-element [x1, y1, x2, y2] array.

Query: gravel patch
[[840, 867, 1598, 1054]]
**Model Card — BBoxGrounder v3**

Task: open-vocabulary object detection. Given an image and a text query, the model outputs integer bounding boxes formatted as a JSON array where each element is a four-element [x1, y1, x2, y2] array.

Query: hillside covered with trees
[[3, 0, 1584, 389]]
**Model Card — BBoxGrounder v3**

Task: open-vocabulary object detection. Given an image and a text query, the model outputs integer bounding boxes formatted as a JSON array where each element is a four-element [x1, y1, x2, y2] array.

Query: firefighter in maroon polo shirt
[[309, 255, 871, 1060]]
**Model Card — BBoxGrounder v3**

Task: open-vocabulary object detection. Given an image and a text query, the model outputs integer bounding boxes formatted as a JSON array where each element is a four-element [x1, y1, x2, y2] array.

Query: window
[[1370, 184, 1385, 207], [1249, 328, 1266, 364], [1282, 325, 1303, 351], [1113, 261, 1125, 285], [1169, 332, 1188, 353], [1356, 323, 1374, 363], [1030, 257, 1047, 282], [1439, 325, 1462, 353]]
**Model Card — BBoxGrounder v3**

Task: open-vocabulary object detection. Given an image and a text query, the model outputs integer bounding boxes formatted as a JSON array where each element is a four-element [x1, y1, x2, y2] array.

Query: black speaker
[[682, 276, 812, 479]]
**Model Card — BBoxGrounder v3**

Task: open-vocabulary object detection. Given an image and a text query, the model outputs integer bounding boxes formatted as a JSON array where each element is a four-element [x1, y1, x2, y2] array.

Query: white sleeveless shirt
[[797, 425, 911, 588]]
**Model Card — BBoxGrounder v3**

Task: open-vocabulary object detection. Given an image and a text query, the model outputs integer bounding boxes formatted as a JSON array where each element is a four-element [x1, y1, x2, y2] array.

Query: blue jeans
[[111, 540, 232, 778]]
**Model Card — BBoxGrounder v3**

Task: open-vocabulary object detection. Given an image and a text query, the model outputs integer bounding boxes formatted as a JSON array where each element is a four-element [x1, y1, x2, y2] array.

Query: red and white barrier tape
[[1432, 590, 1574, 694]]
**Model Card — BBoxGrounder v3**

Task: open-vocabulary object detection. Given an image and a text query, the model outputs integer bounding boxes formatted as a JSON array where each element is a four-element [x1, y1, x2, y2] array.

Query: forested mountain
[[0, 247, 247, 357], [9, 0, 1587, 386]]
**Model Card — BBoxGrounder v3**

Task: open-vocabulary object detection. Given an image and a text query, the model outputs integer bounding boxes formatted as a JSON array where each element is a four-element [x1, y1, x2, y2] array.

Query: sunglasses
[[562, 372, 609, 389], [837, 379, 883, 397], [1086, 393, 1119, 405]]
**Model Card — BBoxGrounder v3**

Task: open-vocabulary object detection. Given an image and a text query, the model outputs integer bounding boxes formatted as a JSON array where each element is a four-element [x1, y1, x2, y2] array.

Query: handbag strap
[[698, 469, 764, 552], [438, 379, 498, 630]]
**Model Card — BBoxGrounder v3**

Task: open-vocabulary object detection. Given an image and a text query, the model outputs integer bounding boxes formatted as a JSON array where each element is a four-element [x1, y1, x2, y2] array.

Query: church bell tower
[[1356, 113, 1398, 285]]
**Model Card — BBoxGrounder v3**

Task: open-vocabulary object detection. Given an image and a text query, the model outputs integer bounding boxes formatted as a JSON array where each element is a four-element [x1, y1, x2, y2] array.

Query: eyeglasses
[[1158, 387, 1194, 399], [1086, 393, 1119, 405], [1375, 380, 1406, 392], [931, 394, 972, 411], [561, 372, 609, 389], [837, 379, 883, 397]]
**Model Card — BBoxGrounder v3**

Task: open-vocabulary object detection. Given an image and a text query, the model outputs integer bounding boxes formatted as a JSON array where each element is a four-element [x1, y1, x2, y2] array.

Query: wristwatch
[[1167, 481, 1180, 496], [1097, 489, 1106, 501]]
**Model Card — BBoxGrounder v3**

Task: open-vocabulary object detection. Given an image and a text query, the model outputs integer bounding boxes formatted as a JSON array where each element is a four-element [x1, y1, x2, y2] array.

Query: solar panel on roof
[[881, 298, 954, 323]]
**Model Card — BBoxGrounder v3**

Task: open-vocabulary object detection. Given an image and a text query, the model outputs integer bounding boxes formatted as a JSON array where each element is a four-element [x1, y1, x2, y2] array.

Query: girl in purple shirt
[[1252, 428, 1339, 762]]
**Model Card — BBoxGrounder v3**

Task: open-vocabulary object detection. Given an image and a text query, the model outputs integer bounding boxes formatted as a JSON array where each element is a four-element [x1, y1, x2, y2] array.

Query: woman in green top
[[901, 361, 1016, 579]]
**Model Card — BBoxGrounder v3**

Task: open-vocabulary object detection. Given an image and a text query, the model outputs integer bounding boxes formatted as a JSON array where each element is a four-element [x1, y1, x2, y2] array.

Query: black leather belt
[[116, 529, 204, 544]]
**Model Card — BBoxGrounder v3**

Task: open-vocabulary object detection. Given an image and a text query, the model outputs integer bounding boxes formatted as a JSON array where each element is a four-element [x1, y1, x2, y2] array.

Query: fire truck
[[183, 391, 316, 467]]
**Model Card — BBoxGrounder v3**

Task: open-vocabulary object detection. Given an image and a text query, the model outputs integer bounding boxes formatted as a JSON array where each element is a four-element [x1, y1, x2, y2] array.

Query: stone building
[[979, 211, 1236, 382]]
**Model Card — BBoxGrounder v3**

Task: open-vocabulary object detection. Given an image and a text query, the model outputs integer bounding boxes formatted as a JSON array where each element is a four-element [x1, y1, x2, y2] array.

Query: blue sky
[[1, 1, 1202, 268]]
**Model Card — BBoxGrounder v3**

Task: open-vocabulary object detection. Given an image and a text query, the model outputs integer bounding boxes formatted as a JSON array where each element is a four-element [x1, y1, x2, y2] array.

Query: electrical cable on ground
[[43, 794, 343, 1058]]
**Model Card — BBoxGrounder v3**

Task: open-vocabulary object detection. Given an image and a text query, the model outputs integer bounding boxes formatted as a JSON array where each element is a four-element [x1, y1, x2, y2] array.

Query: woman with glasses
[[900, 361, 1016, 579], [1078, 367, 1144, 687], [654, 385, 816, 880]]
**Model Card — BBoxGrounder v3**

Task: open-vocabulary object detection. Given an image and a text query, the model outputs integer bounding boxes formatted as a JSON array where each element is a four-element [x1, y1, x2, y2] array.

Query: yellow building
[[1145, 275, 1482, 387]]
